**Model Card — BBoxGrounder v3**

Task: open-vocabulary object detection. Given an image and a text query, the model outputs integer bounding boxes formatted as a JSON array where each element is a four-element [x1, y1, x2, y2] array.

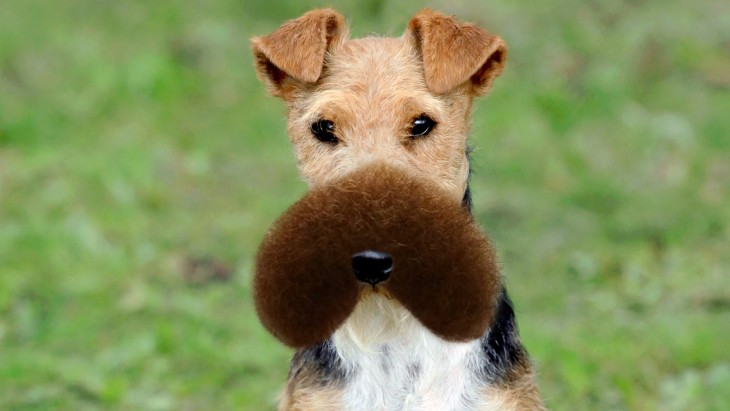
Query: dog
[[252, 8, 545, 411]]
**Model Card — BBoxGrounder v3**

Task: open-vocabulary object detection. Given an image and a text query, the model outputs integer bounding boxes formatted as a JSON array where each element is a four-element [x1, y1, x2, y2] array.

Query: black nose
[[352, 250, 392, 286]]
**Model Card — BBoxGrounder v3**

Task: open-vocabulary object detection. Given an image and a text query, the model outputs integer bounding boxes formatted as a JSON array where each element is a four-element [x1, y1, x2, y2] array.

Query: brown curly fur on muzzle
[[253, 163, 501, 348]]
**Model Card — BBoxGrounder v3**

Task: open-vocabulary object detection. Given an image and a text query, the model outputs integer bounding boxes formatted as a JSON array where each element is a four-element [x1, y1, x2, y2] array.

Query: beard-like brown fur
[[254, 163, 501, 348]]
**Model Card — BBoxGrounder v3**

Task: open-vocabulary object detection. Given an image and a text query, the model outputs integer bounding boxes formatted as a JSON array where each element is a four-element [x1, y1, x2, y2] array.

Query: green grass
[[1, 0, 729, 409]]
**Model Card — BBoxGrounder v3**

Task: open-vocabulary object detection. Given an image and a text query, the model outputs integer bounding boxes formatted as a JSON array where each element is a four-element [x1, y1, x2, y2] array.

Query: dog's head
[[252, 8, 506, 200], [253, 163, 501, 348], [252, 10, 507, 348]]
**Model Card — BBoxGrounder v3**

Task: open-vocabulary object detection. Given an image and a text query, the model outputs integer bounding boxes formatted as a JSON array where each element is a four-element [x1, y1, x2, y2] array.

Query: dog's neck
[[330, 295, 489, 410]]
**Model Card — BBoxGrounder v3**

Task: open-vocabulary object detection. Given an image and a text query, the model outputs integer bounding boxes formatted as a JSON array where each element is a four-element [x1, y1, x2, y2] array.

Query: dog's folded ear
[[252, 9, 346, 98], [406, 9, 507, 96]]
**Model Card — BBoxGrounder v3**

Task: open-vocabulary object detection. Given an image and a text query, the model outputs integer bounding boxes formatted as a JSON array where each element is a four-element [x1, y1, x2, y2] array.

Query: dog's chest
[[333, 326, 486, 411]]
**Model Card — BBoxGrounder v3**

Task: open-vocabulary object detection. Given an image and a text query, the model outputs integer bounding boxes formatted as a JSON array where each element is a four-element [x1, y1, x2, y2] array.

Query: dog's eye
[[311, 119, 338, 144], [410, 115, 436, 138]]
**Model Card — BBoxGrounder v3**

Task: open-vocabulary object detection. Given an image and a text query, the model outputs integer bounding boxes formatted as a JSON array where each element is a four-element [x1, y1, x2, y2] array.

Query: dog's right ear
[[252, 9, 346, 99], [406, 9, 507, 96]]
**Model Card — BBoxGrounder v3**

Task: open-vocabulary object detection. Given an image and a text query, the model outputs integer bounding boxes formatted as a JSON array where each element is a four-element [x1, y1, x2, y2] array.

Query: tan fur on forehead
[[291, 53, 446, 152], [254, 164, 500, 347]]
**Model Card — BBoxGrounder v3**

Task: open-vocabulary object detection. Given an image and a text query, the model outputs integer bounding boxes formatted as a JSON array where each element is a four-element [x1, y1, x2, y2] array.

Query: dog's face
[[252, 8, 506, 200]]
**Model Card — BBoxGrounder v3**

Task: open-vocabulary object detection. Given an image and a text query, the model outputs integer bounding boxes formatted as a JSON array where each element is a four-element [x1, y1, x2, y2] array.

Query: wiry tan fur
[[253, 8, 543, 410], [278, 385, 344, 411], [479, 370, 545, 410]]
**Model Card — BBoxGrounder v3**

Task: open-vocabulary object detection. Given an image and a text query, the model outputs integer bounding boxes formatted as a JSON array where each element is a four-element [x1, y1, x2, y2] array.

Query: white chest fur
[[332, 295, 494, 411]]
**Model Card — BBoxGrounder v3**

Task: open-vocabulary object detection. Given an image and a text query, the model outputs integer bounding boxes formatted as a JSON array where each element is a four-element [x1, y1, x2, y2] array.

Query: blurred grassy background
[[1, 0, 729, 409]]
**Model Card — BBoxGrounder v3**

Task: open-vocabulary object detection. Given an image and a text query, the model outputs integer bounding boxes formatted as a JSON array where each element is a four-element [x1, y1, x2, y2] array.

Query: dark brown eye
[[311, 119, 338, 144], [410, 114, 436, 138]]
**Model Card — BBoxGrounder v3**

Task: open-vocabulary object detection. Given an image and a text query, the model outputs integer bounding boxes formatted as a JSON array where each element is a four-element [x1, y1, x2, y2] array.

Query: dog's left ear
[[406, 9, 507, 95]]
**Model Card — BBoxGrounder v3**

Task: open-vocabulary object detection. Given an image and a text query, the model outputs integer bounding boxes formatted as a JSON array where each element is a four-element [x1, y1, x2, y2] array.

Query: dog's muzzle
[[253, 163, 501, 348]]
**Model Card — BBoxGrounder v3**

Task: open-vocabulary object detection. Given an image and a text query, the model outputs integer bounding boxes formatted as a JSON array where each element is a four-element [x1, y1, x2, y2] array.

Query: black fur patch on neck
[[462, 146, 473, 212], [462, 184, 473, 212], [478, 287, 530, 383], [288, 338, 346, 385]]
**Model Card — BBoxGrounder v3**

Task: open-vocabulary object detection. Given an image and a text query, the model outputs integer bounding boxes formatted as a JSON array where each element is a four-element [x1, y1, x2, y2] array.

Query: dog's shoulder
[[478, 287, 532, 383]]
